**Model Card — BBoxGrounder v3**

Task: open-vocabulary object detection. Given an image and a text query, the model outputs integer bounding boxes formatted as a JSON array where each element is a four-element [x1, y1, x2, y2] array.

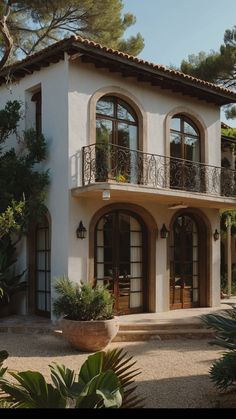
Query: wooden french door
[[35, 215, 51, 317], [170, 215, 199, 309], [95, 210, 146, 315]]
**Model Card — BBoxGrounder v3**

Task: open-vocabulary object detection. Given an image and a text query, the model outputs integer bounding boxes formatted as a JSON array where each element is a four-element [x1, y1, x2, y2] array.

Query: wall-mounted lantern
[[160, 224, 169, 239], [76, 221, 87, 239], [213, 229, 220, 241]]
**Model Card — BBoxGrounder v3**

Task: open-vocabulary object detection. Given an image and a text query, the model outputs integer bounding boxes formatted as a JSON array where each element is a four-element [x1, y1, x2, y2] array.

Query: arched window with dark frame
[[95, 96, 139, 183], [170, 114, 202, 191]]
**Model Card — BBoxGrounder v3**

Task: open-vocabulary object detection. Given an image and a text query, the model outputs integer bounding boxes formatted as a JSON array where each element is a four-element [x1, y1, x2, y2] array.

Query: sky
[[123, 0, 236, 126]]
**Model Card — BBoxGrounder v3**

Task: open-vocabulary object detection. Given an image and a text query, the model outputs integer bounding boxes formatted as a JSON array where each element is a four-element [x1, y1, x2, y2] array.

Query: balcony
[[75, 143, 236, 208]]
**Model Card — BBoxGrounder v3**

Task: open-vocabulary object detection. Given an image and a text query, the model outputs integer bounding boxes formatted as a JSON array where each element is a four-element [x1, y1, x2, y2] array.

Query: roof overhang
[[0, 37, 236, 106]]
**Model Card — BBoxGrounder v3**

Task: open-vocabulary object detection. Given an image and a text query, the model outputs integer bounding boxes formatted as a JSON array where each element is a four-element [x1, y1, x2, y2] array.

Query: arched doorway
[[170, 212, 208, 309], [95, 210, 147, 315]]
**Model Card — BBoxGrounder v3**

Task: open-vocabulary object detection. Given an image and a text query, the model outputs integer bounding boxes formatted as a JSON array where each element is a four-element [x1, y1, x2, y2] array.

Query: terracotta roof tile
[[0, 35, 236, 101]]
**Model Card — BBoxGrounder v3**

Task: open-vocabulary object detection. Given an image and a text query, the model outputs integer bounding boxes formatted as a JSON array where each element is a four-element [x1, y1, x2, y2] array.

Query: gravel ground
[[1, 333, 236, 408]]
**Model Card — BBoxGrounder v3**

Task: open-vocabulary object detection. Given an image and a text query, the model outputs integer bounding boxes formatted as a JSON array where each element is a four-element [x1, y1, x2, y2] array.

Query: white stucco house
[[1, 36, 236, 319]]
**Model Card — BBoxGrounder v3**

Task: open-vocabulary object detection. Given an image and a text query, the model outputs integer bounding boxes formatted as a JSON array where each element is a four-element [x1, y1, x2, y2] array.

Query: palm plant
[[0, 348, 143, 408], [201, 306, 236, 390], [53, 277, 114, 321]]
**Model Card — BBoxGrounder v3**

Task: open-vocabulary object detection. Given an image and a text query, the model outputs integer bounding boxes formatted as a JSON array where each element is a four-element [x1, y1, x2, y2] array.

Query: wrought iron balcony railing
[[82, 143, 236, 198]]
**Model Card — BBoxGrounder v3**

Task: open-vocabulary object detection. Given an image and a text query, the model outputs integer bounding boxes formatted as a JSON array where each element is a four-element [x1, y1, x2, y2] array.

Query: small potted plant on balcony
[[53, 277, 119, 352]]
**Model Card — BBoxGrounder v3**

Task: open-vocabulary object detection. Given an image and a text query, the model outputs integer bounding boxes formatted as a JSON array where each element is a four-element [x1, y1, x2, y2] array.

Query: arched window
[[170, 114, 200, 162], [170, 115, 201, 191], [96, 96, 138, 149], [95, 96, 139, 184]]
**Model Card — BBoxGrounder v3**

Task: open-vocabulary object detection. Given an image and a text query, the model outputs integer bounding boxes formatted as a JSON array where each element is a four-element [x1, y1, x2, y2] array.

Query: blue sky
[[123, 0, 236, 126]]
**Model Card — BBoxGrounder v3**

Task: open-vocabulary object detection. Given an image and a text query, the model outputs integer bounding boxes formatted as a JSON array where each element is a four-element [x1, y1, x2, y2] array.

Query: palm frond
[[102, 348, 144, 408], [201, 308, 236, 350], [210, 351, 236, 391]]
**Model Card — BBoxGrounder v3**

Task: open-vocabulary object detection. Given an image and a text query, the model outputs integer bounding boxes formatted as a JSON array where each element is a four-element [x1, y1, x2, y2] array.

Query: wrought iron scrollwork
[[82, 143, 236, 198]]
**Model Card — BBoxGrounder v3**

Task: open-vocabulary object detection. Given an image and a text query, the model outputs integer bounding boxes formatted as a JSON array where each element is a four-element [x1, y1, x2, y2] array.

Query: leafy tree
[[180, 26, 236, 118], [0, 100, 49, 240], [221, 127, 236, 138], [0, 0, 144, 70]]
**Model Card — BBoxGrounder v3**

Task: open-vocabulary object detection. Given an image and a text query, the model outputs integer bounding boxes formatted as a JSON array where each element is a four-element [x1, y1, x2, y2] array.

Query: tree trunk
[[0, 3, 13, 70]]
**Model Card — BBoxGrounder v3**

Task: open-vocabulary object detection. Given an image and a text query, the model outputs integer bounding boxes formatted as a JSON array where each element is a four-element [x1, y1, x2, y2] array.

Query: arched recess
[[168, 208, 211, 309], [88, 86, 147, 152], [27, 209, 51, 317], [89, 203, 157, 313], [165, 106, 208, 164]]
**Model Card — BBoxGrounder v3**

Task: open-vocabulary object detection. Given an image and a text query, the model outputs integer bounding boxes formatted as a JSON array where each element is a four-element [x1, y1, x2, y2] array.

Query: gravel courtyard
[[1, 333, 236, 408]]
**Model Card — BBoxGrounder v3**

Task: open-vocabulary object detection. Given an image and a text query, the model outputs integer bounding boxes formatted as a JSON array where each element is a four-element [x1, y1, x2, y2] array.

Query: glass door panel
[[35, 216, 51, 316], [170, 215, 199, 309], [96, 211, 144, 314]]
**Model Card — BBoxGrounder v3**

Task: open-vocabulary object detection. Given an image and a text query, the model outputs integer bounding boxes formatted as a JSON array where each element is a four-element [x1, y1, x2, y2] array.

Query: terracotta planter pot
[[59, 317, 119, 352]]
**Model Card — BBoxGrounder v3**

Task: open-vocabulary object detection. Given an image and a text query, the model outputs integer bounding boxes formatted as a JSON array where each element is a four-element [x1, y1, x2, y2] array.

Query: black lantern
[[76, 221, 87, 239], [213, 229, 220, 241], [160, 224, 169, 239]]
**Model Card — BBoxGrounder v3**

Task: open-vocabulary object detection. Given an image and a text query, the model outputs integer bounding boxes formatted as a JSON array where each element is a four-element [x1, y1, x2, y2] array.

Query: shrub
[[53, 277, 114, 321], [202, 306, 236, 391], [0, 348, 143, 408]]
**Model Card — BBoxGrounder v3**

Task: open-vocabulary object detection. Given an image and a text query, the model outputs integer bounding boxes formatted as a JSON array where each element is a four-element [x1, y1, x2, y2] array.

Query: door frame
[[89, 203, 158, 313], [27, 210, 51, 317], [168, 208, 210, 309], [94, 209, 147, 315]]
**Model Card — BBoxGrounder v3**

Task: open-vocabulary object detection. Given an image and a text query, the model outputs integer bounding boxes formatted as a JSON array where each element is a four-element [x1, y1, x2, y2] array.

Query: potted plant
[[53, 277, 119, 352]]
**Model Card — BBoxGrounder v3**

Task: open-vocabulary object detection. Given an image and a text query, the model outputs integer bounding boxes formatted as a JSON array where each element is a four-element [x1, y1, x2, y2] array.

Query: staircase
[[113, 321, 214, 341]]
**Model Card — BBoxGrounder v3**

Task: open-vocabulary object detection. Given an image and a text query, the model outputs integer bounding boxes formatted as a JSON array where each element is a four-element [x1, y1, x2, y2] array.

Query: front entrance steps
[[0, 301, 235, 341], [113, 302, 236, 341], [113, 322, 213, 341]]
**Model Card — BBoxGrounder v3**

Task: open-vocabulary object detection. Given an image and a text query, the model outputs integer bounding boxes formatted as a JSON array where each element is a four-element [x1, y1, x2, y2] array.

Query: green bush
[[53, 277, 114, 321], [202, 306, 236, 391], [0, 348, 143, 408]]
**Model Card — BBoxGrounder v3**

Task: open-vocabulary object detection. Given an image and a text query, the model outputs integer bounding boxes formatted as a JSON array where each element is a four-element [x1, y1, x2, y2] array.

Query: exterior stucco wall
[[66, 59, 221, 311], [68, 60, 221, 190], [0, 58, 70, 313], [0, 55, 222, 315], [67, 196, 220, 312]]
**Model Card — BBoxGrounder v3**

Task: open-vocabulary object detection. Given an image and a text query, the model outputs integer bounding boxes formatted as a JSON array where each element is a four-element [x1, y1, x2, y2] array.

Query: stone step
[[113, 328, 214, 342], [118, 322, 206, 331]]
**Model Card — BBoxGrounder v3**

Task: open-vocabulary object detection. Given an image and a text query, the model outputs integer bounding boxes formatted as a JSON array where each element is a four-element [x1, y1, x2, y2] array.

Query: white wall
[[67, 195, 220, 311], [68, 60, 221, 180], [0, 58, 70, 313], [65, 59, 221, 311], [0, 54, 222, 314]]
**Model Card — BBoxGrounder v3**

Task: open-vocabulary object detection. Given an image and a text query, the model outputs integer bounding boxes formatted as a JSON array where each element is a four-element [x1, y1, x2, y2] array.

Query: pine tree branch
[[0, 0, 14, 69]]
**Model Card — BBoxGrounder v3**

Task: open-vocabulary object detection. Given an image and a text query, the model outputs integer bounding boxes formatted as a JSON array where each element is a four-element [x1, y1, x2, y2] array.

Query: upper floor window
[[96, 96, 138, 150], [170, 114, 200, 162], [31, 90, 42, 136]]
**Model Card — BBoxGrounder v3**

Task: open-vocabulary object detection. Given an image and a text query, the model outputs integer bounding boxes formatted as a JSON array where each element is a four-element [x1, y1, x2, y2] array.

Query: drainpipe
[[227, 214, 232, 298]]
